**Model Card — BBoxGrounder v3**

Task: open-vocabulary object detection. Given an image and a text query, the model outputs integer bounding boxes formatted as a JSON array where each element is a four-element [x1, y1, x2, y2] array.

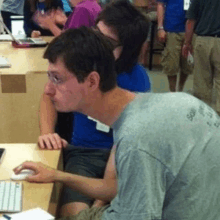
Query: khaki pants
[[56, 206, 108, 220], [161, 32, 194, 76], [193, 36, 220, 114]]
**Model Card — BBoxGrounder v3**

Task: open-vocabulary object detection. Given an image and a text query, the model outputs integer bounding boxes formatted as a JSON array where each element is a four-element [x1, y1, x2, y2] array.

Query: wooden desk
[[0, 37, 52, 75], [0, 73, 48, 143], [0, 37, 53, 143], [0, 144, 62, 216]]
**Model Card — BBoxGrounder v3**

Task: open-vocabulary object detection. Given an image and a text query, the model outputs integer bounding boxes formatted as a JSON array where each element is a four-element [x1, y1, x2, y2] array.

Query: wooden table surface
[[0, 37, 52, 75]]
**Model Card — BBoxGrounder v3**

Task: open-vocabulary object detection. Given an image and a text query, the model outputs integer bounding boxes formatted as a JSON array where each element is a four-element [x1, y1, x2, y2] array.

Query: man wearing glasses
[[38, 0, 151, 217], [15, 26, 220, 220]]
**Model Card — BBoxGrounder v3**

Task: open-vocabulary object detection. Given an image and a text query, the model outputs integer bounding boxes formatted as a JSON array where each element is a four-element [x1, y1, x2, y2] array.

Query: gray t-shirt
[[186, 0, 220, 36], [102, 92, 220, 220]]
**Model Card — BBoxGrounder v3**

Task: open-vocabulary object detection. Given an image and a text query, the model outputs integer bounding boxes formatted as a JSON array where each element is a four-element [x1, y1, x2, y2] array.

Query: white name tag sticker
[[88, 116, 110, 133], [184, 0, 190, 10], [96, 122, 110, 133]]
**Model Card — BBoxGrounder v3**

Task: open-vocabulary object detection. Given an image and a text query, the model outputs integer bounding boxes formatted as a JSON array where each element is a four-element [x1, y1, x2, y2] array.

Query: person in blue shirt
[[23, 0, 64, 37], [38, 0, 151, 217], [157, 0, 193, 92]]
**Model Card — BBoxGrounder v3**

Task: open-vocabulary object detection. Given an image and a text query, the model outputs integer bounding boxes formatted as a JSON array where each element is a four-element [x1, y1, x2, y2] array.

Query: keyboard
[[0, 181, 22, 212]]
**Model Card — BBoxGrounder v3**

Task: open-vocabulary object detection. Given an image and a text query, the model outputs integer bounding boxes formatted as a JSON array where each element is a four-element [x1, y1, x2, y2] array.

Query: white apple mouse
[[11, 169, 35, 181]]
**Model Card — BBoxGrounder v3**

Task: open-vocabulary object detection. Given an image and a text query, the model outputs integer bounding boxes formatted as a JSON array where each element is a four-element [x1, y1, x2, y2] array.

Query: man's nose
[[44, 80, 55, 97]]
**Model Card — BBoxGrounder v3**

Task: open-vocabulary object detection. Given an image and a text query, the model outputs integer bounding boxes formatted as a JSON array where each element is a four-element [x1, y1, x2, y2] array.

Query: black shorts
[[60, 145, 111, 207]]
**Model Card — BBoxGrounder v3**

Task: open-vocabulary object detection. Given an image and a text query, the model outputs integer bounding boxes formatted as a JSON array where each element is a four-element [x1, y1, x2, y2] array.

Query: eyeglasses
[[47, 71, 64, 85], [93, 27, 121, 49]]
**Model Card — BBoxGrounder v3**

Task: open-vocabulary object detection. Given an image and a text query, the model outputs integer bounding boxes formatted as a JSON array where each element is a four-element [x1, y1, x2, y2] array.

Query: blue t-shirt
[[158, 0, 186, 32], [62, 0, 72, 12], [70, 64, 151, 149]]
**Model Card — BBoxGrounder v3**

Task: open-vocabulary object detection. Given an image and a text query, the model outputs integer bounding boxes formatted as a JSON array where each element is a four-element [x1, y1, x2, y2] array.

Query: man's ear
[[86, 71, 100, 91]]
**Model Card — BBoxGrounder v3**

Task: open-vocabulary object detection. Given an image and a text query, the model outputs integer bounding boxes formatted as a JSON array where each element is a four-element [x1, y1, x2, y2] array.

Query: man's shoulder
[[122, 92, 200, 121]]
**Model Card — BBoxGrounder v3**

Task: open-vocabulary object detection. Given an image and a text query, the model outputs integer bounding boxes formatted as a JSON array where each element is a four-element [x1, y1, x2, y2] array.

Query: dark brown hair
[[96, 0, 150, 74], [44, 27, 117, 93]]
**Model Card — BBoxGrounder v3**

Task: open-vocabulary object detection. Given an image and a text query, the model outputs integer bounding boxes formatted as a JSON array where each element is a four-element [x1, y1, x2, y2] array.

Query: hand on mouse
[[38, 133, 68, 150], [13, 161, 58, 183]]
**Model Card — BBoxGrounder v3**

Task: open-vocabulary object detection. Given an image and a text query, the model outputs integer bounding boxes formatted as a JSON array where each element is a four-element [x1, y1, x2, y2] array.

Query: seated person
[[23, 0, 64, 37], [38, 0, 151, 217], [33, 0, 102, 36], [15, 26, 220, 220]]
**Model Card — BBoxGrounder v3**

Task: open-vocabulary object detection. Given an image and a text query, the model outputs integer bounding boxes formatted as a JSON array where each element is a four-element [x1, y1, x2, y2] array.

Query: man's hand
[[157, 29, 166, 43], [31, 30, 41, 38], [38, 133, 68, 150], [33, 11, 55, 29], [92, 199, 107, 208], [182, 43, 193, 58], [51, 9, 67, 26], [13, 161, 58, 183]]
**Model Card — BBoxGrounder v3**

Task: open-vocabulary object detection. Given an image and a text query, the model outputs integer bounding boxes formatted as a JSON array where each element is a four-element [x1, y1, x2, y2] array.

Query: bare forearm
[[39, 93, 57, 134], [55, 171, 117, 202], [185, 19, 196, 45], [48, 23, 62, 36], [157, 2, 165, 27]]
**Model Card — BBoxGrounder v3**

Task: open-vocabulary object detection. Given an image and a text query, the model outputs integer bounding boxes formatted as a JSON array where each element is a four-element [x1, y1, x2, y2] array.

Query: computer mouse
[[11, 169, 35, 181]]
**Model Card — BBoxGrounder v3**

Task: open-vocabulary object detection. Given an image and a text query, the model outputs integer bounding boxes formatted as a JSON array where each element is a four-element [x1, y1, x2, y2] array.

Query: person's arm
[[14, 160, 117, 202], [23, 0, 34, 37], [92, 145, 117, 207], [38, 93, 67, 149], [157, 1, 166, 43], [39, 93, 57, 135], [33, 11, 62, 36], [182, 0, 200, 58], [182, 19, 196, 58], [53, 9, 68, 26]]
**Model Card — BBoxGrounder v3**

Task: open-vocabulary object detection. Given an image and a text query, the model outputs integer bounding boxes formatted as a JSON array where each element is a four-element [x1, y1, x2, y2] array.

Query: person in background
[[15, 26, 220, 220], [182, 0, 220, 116], [61, 0, 72, 16], [38, 0, 151, 217], [157, 0, 193, 92], [33, 0, 101, 36], [138, 0, 157, 66], [1, 0, 25, 32], [23, 0, 63, 37]]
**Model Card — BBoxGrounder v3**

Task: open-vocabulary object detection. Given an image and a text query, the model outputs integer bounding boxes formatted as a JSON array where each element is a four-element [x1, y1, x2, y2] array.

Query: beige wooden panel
[[0, 144, 62, 215], [0, 73, 48, 143]]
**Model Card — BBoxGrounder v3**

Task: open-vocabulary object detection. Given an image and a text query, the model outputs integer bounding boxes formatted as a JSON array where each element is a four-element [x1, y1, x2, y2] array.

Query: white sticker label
[[184, 0, 190, 10], [88, 116, 110, 133]]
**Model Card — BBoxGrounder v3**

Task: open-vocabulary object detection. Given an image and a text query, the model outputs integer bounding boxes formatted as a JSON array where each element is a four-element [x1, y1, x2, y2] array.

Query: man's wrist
[[157, 26, 164, 31], [53, 169, 62, 182]]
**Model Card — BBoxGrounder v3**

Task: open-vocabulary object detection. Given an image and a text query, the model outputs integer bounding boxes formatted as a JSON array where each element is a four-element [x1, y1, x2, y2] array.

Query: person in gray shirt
[[1, 0, 25, 31], [14, 24, 220, 220]]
